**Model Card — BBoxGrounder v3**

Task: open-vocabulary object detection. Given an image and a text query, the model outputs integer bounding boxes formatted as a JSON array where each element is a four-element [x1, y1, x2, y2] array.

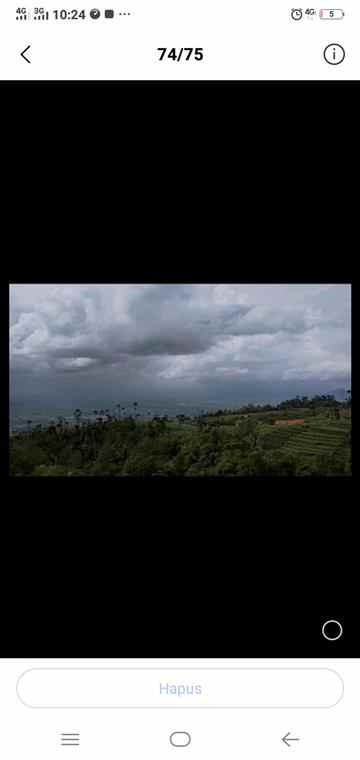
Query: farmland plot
[[279, 421, 350, 459]]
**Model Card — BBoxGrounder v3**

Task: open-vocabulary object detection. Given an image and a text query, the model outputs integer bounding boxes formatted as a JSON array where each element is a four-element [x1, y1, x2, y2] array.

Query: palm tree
[[74, 409, 82, 426]]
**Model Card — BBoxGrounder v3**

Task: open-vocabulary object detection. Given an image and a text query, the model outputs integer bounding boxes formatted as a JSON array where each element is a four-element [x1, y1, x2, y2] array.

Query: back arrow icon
[[21, 45, 31, 63], [282, 733, 300, 747]]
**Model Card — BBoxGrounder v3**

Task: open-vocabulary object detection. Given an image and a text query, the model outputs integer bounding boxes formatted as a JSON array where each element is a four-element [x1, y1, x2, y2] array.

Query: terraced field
[[166, 409, 351, 465], [272, 419, 350, 460]]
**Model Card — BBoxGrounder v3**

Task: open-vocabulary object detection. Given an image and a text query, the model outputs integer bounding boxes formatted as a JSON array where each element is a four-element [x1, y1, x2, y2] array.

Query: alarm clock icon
[[90, 8, 101, 18], [291, 8, 303, 19]]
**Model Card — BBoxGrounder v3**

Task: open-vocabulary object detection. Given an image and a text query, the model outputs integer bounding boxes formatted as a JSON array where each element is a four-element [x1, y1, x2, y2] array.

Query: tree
[[241, 451, 269, 476], [241, 417, 259, 449], [313, 452, 346, 476], [74, 409, 82, 425], [10, 440, 47, 475]]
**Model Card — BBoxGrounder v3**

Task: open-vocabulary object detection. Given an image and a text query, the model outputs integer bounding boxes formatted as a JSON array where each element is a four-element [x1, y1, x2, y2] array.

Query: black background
[[4, 273, 353, 659], [2, 88, 355, 658], [1, 493, 352, 656]]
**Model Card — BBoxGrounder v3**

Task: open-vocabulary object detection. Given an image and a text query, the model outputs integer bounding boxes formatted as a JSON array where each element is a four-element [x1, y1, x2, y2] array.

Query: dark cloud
[[9, 284, 351, 405]]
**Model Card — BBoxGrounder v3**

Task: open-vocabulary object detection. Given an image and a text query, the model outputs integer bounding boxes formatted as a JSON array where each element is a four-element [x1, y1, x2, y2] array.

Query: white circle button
[[322, 619, 343, 641]]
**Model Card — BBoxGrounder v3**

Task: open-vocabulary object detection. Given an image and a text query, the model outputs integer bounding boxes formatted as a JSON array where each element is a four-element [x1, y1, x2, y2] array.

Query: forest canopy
[[9, 394, 351, 477]]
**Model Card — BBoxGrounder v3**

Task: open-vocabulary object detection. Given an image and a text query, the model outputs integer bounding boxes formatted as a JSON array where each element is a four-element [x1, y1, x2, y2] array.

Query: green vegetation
[[9, 394, 351, 477]]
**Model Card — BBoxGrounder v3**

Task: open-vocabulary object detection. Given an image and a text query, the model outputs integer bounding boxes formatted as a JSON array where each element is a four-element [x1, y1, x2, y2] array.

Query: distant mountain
[[331, 388, 347, 401]]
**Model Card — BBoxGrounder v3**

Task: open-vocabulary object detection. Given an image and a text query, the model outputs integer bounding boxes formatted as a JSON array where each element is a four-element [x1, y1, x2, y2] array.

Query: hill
[[9, 397, 351, 477]]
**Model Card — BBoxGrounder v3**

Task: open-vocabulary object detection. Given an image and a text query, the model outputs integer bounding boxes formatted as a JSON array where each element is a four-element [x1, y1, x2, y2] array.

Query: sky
[[9, 284, 351, 409]]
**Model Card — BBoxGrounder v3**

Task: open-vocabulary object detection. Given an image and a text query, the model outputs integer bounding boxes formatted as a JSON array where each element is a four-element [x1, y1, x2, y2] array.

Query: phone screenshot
[[0, 0, 358, 80]]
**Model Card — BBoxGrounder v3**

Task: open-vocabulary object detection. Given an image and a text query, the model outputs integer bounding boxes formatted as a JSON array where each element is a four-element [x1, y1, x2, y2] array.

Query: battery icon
[[319, 8, 345, 18]]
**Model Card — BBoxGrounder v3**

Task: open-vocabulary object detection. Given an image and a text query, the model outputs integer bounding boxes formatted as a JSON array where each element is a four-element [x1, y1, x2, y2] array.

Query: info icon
[[90, 8, 101, 18], [105, 9, 115, 17], [323, 43, 345, 64]]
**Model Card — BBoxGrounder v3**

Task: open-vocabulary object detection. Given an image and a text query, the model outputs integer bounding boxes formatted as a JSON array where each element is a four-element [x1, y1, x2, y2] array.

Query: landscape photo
[[9, 283, 351, 477]]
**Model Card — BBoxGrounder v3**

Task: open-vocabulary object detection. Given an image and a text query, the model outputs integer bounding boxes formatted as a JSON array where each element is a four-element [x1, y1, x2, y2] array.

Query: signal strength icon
[[16, 8, 30, 21]]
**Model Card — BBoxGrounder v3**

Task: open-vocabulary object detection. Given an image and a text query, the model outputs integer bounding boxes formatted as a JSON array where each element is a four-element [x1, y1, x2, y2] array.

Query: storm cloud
[[9, 284, 351, 406]]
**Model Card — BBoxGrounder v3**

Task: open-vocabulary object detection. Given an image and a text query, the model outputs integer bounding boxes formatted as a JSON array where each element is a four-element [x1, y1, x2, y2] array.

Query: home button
[[170, 732, 191, 747]]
